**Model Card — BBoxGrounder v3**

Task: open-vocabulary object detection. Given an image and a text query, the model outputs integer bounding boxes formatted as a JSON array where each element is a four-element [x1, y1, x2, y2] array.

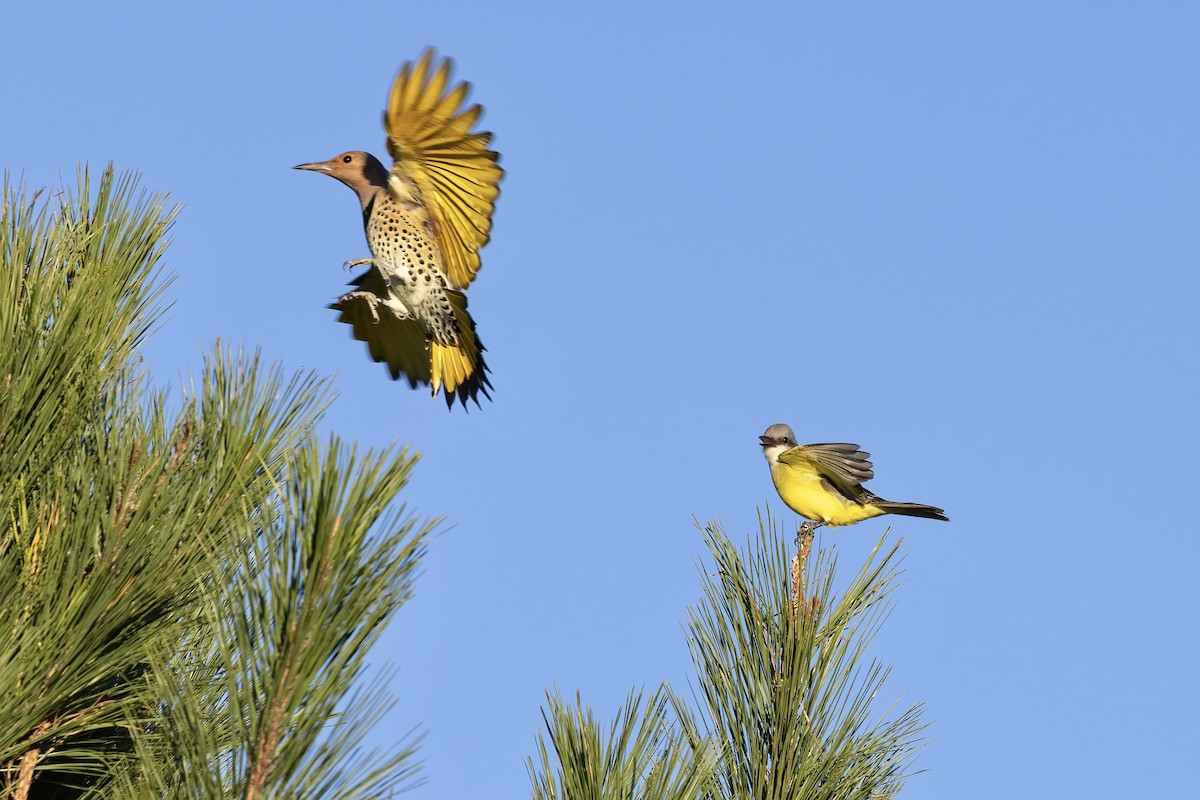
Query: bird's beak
[[293, 161, 333, 172], [759, 435, 777, 447]]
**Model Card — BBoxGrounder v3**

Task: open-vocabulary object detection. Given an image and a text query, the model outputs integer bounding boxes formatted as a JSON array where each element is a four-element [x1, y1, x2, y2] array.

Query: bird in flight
[[759, 423, 948, 529], [295, 49, 504, 409]]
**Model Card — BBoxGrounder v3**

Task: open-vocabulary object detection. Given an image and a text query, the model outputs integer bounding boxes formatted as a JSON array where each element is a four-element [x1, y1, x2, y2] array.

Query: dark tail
[[875, 501, 949, 522]]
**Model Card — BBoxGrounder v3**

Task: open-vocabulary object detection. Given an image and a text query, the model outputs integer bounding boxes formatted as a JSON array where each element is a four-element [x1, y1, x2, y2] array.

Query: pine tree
[[527, 514, 927, 800], [1, 166, 432, 799], [528, 687, 713, 800]]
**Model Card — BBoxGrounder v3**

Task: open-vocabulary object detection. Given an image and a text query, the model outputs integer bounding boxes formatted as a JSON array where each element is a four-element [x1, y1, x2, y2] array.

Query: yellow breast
[[770, 462, 884, 526]]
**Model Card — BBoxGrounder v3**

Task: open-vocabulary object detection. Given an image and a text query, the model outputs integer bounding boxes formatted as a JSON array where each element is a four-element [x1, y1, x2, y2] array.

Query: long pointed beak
[[759, 436, 777, 446], [293, 161, 332, 172]]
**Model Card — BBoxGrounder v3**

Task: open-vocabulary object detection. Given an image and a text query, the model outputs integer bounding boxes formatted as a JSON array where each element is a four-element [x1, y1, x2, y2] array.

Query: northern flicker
[[294, 49, 503, 408]]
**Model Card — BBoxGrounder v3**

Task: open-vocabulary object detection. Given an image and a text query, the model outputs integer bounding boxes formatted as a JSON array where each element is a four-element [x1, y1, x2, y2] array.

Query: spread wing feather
[[329, 271, 430, 390], [384, 48, 503, 290]]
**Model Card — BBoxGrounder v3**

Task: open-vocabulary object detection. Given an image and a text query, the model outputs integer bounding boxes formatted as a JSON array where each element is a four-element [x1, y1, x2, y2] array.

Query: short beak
[[293, 161, 332, 172], [759, 436, 776, 446]]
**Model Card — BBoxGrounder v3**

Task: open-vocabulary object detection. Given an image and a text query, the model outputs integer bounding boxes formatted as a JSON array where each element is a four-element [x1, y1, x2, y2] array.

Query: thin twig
[[791, 523, 815, 623], [11, 720, 52, 800]]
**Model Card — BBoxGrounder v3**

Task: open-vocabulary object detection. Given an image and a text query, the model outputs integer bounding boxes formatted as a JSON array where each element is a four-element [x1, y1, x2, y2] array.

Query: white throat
[[761, 443, 789, 466]]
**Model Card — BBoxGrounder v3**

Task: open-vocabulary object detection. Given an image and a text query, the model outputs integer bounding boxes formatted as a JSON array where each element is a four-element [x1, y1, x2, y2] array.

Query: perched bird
[[294, 49, 504, 408], [759, 423, 948, 529]]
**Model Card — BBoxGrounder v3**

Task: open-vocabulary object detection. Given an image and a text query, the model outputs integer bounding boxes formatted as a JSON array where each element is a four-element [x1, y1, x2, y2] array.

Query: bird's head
[[759, 423, 798, 464], [293, 151, 391, 204]]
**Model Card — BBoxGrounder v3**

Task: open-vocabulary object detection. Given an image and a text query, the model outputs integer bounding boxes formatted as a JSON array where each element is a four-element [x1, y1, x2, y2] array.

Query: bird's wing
[[384, 48, 503, 291], [778, 443, 875, 496], [330, 271, 431, 389]]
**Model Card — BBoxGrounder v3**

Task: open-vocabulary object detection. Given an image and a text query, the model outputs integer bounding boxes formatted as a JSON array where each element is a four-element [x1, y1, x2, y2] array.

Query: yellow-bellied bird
[[295, 49, 504, 409], [759, 424, 948, 529]]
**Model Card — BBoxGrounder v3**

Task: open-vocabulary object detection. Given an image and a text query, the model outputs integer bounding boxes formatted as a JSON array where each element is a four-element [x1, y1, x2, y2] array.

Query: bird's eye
[[342, 155, 352, 163]]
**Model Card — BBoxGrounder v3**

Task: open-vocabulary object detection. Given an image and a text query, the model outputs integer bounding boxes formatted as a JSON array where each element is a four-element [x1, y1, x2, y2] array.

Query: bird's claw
[[794, 520, 823, 546], [338, 290, 381, 323], [343, 257, 374, 271]]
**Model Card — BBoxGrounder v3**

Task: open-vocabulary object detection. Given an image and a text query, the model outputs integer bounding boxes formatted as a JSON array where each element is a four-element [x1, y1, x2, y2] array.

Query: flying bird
[[759, 423, 948, 529], [294, 49, 504, 408]]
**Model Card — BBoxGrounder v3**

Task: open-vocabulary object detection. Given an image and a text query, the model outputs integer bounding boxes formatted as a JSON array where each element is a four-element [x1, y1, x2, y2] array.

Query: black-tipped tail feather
[[875, 501, 949, 522], [443, 338, 492, 410]]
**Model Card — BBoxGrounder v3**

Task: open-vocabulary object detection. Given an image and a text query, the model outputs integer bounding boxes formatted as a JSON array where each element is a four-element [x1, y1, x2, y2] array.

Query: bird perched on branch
[[759, 424, 948, 529], [294, 49, 504, 408]]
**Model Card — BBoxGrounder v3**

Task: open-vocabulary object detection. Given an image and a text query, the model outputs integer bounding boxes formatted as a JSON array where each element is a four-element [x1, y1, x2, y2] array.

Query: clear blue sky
[[6, 2, 1198, 797]]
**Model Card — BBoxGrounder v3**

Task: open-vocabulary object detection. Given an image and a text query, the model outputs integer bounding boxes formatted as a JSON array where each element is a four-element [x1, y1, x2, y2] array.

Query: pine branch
[[676, 511, 928, 800], [115, 432, 432, 800], [2, 166, 429, 799], [528, 686, 716, 800], [1, 166, 185, 797]]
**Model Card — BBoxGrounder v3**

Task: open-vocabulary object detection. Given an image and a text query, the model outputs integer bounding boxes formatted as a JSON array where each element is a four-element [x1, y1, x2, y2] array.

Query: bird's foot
[[794, 520, 823, 546], [338, 290, 382, 323], [343, 257, 374, 271]]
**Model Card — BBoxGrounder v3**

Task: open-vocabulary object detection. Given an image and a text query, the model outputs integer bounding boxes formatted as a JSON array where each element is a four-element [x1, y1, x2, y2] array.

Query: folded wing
[[779, 443, 875, 497]]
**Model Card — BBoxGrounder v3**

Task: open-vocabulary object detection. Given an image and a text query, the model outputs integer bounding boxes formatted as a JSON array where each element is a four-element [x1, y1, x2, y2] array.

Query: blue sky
[[6, 2, 1198, 797]]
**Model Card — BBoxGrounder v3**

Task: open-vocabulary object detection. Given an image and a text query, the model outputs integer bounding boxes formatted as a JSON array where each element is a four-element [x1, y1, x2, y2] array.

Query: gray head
[[293, 151, 391, 207], [759, 423, 798, 464]]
